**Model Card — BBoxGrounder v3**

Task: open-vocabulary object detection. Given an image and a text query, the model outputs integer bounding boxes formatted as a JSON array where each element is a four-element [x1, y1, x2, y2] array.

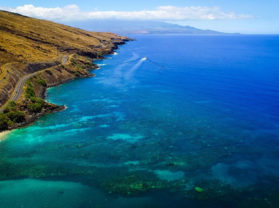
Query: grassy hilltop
[[0, 10, 128, 131]]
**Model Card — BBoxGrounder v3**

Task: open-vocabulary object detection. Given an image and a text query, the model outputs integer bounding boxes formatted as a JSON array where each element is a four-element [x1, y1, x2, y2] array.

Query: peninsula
[[0, 10, 129, 131]]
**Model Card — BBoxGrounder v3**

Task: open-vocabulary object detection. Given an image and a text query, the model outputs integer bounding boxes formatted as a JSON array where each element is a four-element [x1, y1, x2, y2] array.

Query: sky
[[0, 0, 278, 34]]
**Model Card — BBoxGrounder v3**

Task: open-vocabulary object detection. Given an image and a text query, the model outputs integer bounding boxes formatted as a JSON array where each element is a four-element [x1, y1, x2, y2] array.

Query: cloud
[[2, 4, 252, 21]]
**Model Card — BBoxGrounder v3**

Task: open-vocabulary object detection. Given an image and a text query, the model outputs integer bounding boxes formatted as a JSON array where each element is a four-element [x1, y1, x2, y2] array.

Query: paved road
[[0, 72, 37, 112], [0, 56, 68, 112], [10, 73, 37, 102], [62, 55, 68, 65]]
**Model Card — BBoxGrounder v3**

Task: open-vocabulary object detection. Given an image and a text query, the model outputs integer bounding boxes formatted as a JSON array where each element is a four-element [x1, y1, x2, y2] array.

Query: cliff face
[[0, 10, 129, 131]]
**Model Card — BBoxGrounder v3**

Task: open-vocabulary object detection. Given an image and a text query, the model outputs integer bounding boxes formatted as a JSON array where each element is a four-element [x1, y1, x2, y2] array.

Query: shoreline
[[0, 40, 129, 133], [0, 130, 10, 141]]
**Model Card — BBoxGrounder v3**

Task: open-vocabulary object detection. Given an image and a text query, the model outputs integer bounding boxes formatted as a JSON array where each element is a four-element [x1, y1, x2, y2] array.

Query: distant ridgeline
[[66, 20, 225, 35], [0, 10, 129, 131]]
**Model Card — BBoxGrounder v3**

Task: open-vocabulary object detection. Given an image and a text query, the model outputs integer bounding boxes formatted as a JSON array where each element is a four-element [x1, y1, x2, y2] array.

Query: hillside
[[0, 10, 128, 131]]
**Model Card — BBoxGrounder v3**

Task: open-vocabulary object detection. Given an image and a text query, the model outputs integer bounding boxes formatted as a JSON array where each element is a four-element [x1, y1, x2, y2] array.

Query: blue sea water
[[1, 35, 279, 208]]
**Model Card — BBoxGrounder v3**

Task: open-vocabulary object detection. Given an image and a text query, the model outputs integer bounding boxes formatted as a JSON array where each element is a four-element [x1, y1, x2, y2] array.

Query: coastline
[[0, 130, 10, 141], [0, 39, 130, 133]]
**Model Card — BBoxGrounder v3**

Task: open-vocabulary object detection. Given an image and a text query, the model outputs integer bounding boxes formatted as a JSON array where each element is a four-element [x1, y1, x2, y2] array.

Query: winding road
[[0, 55, 68, 112], [10, 73, 37, 102], [0, 72, 37, 112]]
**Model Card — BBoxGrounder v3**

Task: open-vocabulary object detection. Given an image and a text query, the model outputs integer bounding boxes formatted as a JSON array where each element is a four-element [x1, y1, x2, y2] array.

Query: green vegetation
[[3, 101, 17, 113], [27, 102, 42, 113], [70, 59, 78, 67], [74, 71, 81, 77], [25, 81, 36, 98], [25, 80, 45, 113], [0, 77, 56, 131], [0, 78, 46, 130], [0, 101, 25, 130], [30, 97, 44, 104], [6, 111, 25, 123], [0, 114, 9, 130], [28, 97, 44, 113], [36, 78, 47, 87]]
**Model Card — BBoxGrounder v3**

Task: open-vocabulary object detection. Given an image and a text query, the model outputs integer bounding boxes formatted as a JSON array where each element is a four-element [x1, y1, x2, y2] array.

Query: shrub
[[25, 81, 36, 98], [71, 59, 77, 66], [30, 97, 44, 105], [7, 120, 15, 127], [3, 101, 17, 113], [74, 71, 81, 77], [8, 101, 17, 107], [6, 111, 25, 123], [25, 85, 35, 98], [0, 113, 9, 130], [27, 103, 42, 113], [36, 78, 47, 87]]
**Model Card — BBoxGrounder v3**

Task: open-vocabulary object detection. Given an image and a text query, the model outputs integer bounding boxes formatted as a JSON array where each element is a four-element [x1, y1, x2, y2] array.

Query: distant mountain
[[66, 20, 224, 35]]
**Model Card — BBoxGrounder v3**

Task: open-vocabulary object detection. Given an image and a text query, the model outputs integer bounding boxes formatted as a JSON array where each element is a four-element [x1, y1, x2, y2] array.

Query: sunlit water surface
[[1, 35, 279, 208]]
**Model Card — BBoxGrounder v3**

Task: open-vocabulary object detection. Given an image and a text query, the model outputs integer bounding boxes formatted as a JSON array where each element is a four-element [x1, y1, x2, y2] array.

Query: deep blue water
[[1, 35, 279, 208]]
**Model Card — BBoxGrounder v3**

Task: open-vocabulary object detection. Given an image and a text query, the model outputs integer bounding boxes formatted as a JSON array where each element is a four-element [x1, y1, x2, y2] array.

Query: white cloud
[[2, 4, 252, 21]]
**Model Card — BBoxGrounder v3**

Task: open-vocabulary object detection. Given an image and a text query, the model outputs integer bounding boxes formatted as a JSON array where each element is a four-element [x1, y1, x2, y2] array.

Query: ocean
[[0, 35, 279, 207]]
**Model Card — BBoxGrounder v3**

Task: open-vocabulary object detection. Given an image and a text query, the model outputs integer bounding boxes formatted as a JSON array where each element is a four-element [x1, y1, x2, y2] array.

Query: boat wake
[[124, 57, 147, 80]]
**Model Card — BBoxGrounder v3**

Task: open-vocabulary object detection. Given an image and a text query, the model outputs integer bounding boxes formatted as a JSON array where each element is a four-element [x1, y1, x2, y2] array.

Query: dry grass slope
[[0, 10, 125, 64], [0, 10, 127, 107]]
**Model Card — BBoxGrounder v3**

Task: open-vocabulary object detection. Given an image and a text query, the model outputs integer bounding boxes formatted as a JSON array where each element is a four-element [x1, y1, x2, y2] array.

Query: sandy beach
[[0, 130, 10, 141]]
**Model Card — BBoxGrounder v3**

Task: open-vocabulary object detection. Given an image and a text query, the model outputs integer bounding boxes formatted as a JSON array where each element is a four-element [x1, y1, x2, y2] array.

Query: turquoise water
[[1, 35, 279, 207]]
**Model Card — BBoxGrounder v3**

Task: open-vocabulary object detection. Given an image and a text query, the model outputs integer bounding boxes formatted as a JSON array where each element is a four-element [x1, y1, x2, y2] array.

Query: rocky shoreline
[[0, 39, 130, 132], [0, 10, 131, 132]]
